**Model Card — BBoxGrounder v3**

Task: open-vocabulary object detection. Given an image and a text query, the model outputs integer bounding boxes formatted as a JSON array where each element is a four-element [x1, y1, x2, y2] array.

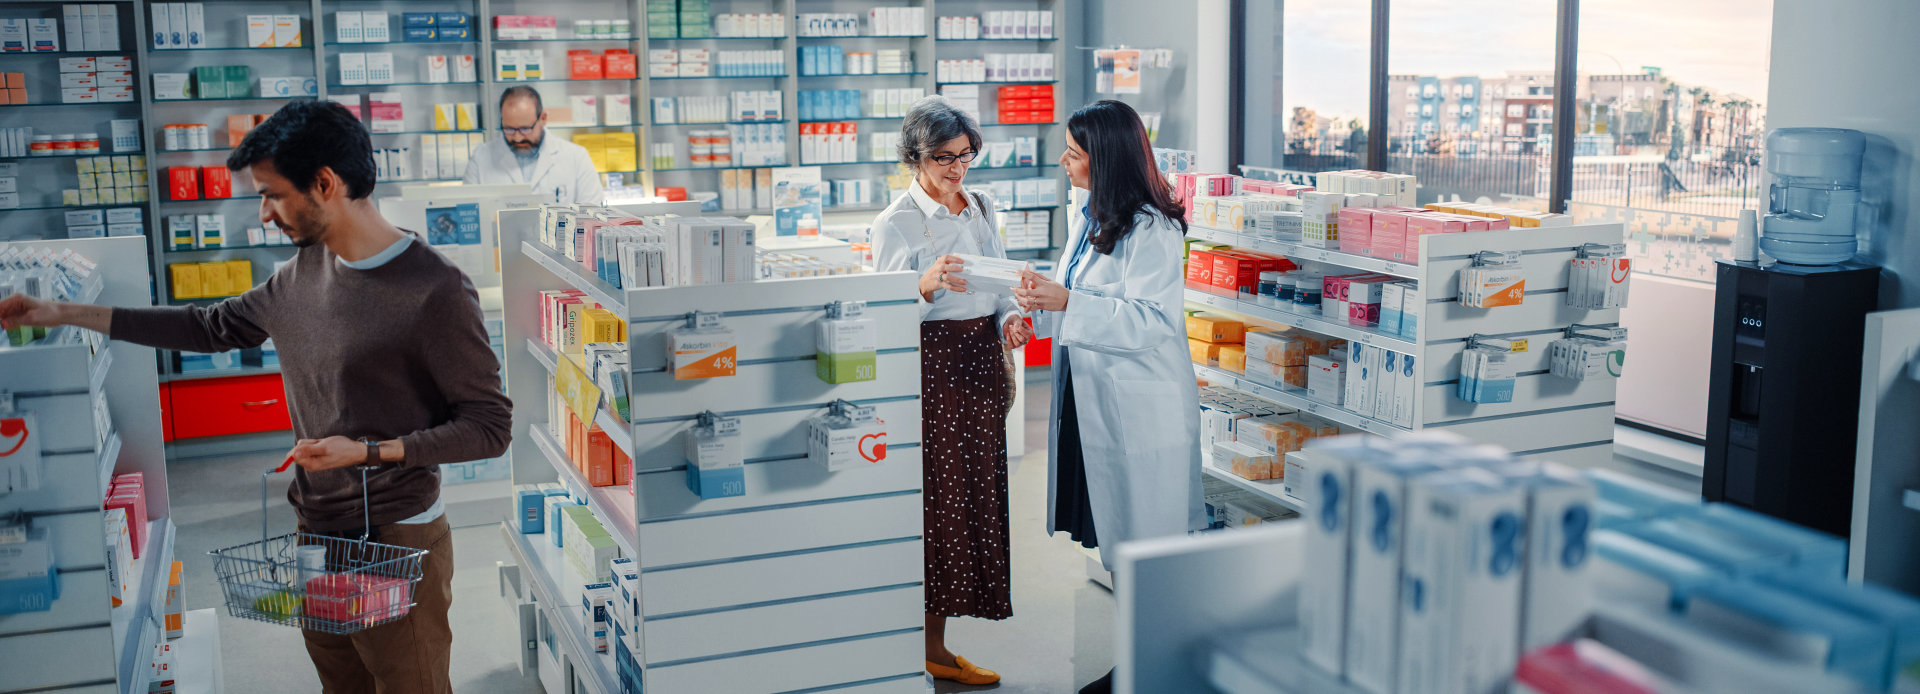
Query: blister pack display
[[1460, 251, 1526, 309], [1548, 327, 1628, 381], [1567, 244, 1631, 310]]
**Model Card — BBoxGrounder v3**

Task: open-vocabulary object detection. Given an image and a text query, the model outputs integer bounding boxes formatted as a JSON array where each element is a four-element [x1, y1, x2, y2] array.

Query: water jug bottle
[[1759, 128, 1864, 265]]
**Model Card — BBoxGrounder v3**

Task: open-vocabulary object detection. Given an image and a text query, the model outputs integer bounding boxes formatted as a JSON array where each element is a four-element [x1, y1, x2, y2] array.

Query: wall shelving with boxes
[[0, 236, 185, 694], [4, 0, 1070, 455], [1175, 169, 1629, 514], [494, 202, 928, 693]]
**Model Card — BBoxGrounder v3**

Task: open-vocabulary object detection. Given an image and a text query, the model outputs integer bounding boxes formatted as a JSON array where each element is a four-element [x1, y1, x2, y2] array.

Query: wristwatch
[[362, 438, 380, 466]]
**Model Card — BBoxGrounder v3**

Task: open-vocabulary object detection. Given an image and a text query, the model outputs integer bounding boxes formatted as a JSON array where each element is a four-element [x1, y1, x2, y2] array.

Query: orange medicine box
[[1189, 338, 1223, 366], [568, 51, 604, 80], [201, 166, 231, 199], [1186, 312, 1246, 343], [584, 425, 614, 486], [604, 51, 636, 79], [1209, 251, 1263, 297], [168, 166, 199, 201]]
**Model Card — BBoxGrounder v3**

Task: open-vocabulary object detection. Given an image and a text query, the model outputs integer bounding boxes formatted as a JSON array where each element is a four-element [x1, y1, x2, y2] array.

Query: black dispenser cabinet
[[1705, 260, 1880, 537]]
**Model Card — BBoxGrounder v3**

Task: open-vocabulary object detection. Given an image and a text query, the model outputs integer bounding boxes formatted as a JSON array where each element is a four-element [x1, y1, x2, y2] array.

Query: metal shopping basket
[[207, 457, 428, 635]]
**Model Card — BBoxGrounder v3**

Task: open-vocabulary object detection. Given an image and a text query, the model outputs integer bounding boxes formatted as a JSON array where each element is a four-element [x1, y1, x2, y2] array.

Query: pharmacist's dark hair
[[226, 99, 375, 200], [500, 85, 544, 115], [1069, 100, 1185, 255], [898, 96, 982, 171]]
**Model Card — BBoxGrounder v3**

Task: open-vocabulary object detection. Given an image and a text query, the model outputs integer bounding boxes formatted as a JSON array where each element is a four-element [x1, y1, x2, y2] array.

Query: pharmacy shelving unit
[[0, 236, 177, 694], [0, 0, 154, 255], [496, 205, 927, 694], [1183, 222, 1629, 512], [931, 0, 1066, 258]]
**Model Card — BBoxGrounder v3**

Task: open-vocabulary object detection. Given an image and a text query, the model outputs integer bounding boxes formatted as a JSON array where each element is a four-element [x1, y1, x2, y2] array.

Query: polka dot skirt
[[919, 316, 1014, 620]]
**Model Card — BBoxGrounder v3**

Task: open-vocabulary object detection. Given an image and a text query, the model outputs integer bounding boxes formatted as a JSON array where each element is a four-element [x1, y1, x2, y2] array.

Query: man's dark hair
[[500, 85, 543, 116], [226, 100, 375, 200]]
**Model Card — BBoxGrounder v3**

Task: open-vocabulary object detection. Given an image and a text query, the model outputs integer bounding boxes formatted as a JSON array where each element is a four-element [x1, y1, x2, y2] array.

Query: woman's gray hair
[[897, 95, 983, 170]]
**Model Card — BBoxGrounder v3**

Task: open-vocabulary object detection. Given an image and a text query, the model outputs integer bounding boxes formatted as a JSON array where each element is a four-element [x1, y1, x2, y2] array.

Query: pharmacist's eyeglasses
[[929, 150, 978, 166], [501, 125, 539, 137]]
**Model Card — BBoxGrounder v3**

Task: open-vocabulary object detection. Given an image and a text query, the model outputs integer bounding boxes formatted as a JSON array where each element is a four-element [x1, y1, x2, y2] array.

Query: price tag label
[[714, 416, 741, 437], [694, 311, 724, 331], [849, 405, 877, 424], [840, 301, 867, 319], [1304, 402, 1321, 414], [1511, 339, 1530, 353], [1358, 333, 1374, 344], [554, 355, 603, 423]]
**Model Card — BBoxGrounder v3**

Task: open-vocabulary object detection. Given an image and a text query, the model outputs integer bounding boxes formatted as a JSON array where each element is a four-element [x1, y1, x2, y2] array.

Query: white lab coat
[[461, 134, 605, 206], [1037, 198, 1204, 569]]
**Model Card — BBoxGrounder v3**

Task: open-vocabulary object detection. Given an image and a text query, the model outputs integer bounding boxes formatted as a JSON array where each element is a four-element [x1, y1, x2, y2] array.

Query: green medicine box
[[225, 65, 252, 98], [193, 66, 225, 99], [816, 350, 877, 384]]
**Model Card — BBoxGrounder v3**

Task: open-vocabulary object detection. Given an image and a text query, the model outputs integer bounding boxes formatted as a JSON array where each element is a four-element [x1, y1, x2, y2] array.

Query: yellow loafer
[[926, 656, 1001, 685]]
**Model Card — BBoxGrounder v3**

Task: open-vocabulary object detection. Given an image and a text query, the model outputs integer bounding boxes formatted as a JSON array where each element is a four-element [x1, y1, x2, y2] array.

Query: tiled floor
[[168, 371, 1112, 692]]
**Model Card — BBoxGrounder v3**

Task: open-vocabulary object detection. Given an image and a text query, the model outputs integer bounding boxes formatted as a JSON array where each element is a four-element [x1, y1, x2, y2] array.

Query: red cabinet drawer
[[167, 374, 292, 439]]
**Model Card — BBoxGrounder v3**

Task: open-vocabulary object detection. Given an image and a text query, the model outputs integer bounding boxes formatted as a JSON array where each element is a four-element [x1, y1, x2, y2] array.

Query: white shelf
[[521, 240, 627, 315], [528, 425, 640, 559], [1184, 289, 1418, 354], [112, 519, 176, 694], [525, 339, 634, 459], [89, 347, 113, 395], [1201, 625, 1361, 694], [1194, 363, 1408, 436], [1187, 225, 1419, 280], [98, 430, 122, 498], [500, 523, 620, 694], [1201, 465, 1305, 515]]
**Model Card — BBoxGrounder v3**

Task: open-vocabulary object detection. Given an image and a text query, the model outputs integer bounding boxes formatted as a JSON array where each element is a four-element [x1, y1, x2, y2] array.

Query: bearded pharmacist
[[0, 100, 511, 693], [463, 85, 605, 205]]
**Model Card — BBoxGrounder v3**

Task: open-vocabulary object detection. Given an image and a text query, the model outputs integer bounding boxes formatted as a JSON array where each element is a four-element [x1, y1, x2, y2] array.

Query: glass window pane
[[1568, 0, 1773, 438], [1385, 0, 1559, 208], [1240, 1, 1372, 177]]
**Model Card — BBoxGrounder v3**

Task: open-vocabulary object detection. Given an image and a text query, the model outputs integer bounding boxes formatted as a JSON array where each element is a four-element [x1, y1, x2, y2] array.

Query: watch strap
[[363, 438, 380, 466]]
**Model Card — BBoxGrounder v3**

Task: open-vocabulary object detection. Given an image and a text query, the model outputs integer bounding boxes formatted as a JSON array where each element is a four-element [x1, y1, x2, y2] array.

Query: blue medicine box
[[515, 486, 545, 534], [402, 12, 436, 27], [403, 26, 436, 42]]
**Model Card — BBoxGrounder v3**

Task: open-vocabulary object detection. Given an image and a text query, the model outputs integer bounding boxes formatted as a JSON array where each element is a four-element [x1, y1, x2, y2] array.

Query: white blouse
[[870, 178, 1024, 327]]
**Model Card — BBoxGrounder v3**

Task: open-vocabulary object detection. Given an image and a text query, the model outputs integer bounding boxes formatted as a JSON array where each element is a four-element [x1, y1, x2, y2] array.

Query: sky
[[1279, 0, 1774, 121]]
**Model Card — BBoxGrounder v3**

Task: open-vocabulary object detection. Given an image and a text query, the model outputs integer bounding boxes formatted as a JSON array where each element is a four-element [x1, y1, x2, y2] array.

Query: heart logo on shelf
[[0, 417, 28, 458], [858, 432, 887, 463]]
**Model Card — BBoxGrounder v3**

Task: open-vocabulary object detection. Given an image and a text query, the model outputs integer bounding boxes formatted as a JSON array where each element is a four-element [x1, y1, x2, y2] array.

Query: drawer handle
[[240, 399, 281, 409]]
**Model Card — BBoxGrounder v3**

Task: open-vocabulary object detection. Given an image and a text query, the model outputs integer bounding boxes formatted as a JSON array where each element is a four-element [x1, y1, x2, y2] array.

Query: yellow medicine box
[[1185, 312, 1246, 344], [169, 263, 203, 299], [225, 260, 252, 295]]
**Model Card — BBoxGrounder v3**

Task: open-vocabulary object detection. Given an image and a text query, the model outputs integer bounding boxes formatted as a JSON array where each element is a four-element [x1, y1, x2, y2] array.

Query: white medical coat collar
[[907, 177, 976, 220]]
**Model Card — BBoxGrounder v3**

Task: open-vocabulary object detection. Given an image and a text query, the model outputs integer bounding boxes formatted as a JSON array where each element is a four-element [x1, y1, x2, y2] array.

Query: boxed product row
[[376, 13, 474, 43], [150, 66, 250, 100], [167, 258, 253, 299], [163, 165, 233, 201], [162, 114, 258, 150], [492, 50, 550, 81], [798, 88, 925, 121], [240, 14, 302, 48], [649, 91, 782, 124], [1199, 385, 1343, 481], [935, 16, 981, 40], [651, 123, 785, 168], [758, 248, 864, 279], [646, 0, 711, 40], [799, 122, 864, 165], [0, 127, 121, 157], [1, 5, 121, 53], [825, 177, 876, 208], [976, 137, 1042, 169], [549, 94, 635, 127], [537, 204, 758, 289], [562, 50, 637, 81], [999, 209, 1051, 251], [977, 177, 1061, 210], [328, 11, 394, 44], [711, 13, 783, 38], [800, 45, 913, 76], [61, 206, 144, 239], [1300, 434, 1598, 694], [937, 55, 1055, 84], [374, 131, 485, 180], [488, 15, 561, 41], [797, 8, 926, 37], [984, 11, 1054, 40], [341, 53, 477, 85], [166, 212, 287, 249], [718, 167, 774, 211], [994, 84, 1056, 124]]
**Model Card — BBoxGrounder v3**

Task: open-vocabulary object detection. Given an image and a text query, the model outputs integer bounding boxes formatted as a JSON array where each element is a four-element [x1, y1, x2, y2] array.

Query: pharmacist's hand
[[1003, 316, 1033, 348], [0, 293, 59, 330], [288, 437, 367, 472], [918, 254, 968, 301], [1015, 269, 1069, 313]]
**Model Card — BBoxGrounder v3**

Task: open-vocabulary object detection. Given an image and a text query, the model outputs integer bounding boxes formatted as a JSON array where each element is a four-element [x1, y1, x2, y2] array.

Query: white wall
[[1769, 0, 1920, 310], [1077, 0, 1203, 154]]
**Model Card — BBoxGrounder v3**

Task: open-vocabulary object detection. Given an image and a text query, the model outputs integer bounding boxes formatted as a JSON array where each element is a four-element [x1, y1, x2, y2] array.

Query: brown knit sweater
[[112, 235, 513, 532]]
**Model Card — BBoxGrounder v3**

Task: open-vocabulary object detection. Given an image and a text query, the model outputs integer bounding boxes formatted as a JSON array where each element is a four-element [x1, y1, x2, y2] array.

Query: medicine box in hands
[[953, 254, 1025, 296]]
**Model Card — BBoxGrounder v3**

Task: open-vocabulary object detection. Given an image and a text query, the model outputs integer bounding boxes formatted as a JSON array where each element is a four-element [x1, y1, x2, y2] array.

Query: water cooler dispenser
[[1704, 260, 1879, 537]]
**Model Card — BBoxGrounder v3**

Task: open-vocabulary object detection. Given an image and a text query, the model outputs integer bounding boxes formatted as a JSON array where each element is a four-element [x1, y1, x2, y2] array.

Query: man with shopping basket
[[0, 99, 512, 694]]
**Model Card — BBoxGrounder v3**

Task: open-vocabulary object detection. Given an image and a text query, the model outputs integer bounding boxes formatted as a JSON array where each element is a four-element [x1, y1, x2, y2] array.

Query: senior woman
[[871, 95, 1032, 686]]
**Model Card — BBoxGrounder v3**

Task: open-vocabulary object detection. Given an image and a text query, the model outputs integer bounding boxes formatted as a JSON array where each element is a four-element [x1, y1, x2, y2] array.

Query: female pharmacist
[[1016, 100, 1204, 694], [869, 95, 1032, 687]]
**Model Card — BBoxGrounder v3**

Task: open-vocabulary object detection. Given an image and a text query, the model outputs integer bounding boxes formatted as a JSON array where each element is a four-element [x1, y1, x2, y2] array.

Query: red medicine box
[[1185, 248, 1218, 290], [1209, 251, 1262, 297], [568, 51, 604, 80], [201, 166, 232, 199], [168, 166, 199, 201]]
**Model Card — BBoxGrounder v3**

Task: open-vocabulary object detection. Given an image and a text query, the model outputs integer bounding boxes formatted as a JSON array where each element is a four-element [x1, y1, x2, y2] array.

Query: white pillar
[[1195, 0, 1232, 171]]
